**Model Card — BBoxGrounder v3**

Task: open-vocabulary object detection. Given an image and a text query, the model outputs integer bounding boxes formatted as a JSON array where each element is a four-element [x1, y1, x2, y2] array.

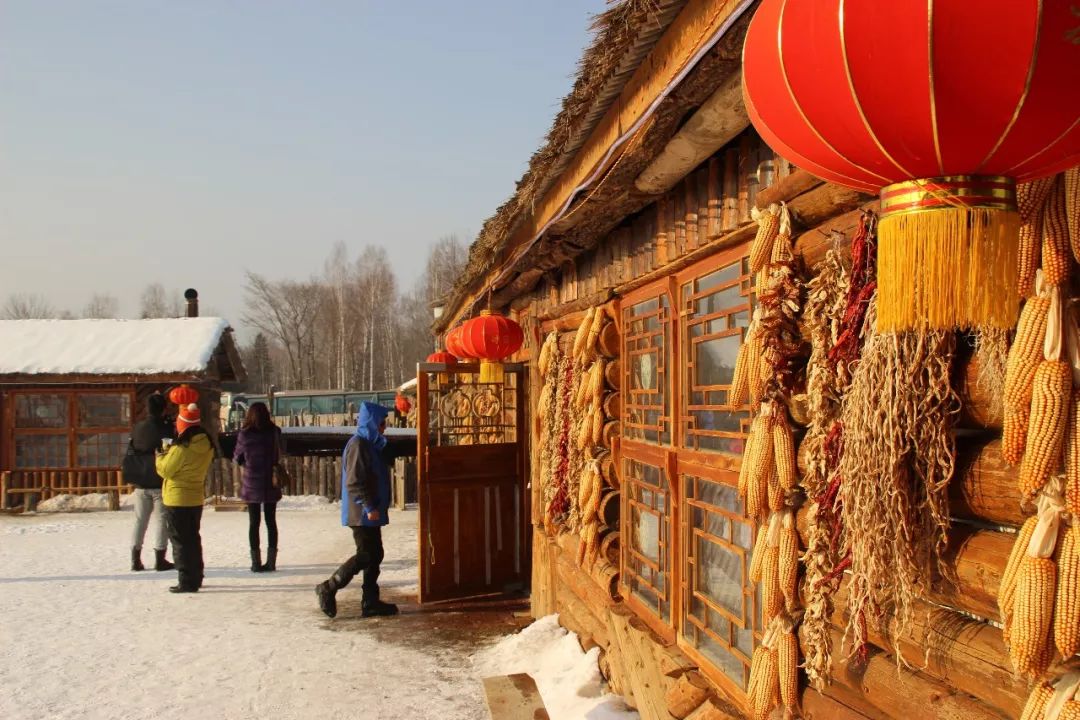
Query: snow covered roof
[[0, 318, 235, 377]]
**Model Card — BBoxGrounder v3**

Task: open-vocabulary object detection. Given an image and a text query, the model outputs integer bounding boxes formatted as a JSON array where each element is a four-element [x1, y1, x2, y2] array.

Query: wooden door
[[417, 364, 528, 603]]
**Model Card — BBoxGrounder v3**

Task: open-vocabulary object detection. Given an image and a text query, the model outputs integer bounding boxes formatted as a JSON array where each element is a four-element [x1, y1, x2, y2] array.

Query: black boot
[[154, 549, 174, 571], [131, 547, 144, 572], [361, 590, 398, 617], [315, 578, 338, 618], [169, 584, 198, 593], [261, 547, 277, 572], [250, 547, 264, 573]]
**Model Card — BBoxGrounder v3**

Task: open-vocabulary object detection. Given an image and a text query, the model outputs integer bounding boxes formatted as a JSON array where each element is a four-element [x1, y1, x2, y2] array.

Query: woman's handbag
[[272, 462, 290, 489]]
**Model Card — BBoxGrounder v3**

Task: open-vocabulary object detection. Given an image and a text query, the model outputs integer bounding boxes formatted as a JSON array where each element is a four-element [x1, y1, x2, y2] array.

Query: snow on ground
[[473, 615, 639, 720], [0, 502, 493, 720], [2, 500, 632, 720]]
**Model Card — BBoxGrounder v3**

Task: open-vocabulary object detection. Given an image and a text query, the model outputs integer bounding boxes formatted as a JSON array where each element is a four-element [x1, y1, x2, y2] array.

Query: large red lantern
[[743, 0, 1080, 331], [444, 326, 470, 361], [458, 310, 524, 383]]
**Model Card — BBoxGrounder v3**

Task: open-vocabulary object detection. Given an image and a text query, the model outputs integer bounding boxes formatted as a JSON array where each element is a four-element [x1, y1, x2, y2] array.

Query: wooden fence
[[204, 456, 342, 499]]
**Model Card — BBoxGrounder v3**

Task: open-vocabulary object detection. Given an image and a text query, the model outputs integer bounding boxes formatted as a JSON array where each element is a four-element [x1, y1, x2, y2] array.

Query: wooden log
[[824, 628, 1007, 720], [600, 452, 619, 490], [599, 321, 620, 359], [554, 533, 619, 612], [754, 168, 823, 209], [602, 421, 620, 450], [599, 489, 620, 527], [603, 391, 620, 420], [590, 559, 621, 604], [958, 354, 1003, 430], [826, 588, 1026, 717], [951, 438, 1022, 527], [800, 688, 882, 720], [788, 184, 875, 235], [665, 670, 713, 719], [605, 360, 621, 391], [793, 206, 872, 269], [657, 643, 696, 679], [684, 696, 741, 720], [607, 606, 672, 720]]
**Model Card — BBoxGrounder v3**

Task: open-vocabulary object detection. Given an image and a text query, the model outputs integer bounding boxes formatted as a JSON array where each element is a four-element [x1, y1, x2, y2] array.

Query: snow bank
[[472, 615, 638, 720], [37, 493, 113, 512], [0, 317, 230, 375]]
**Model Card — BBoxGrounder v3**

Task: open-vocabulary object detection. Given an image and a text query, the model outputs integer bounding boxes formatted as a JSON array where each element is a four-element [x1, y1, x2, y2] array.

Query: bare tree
[[242, 272, 322, 388], [2, 293, 57, 319], [139, 283, 182, 318], [83, 293, 120, 319]]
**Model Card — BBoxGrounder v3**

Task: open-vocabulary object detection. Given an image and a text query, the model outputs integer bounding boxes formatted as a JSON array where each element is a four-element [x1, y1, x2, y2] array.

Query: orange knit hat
[[176, 403, 201, 435]]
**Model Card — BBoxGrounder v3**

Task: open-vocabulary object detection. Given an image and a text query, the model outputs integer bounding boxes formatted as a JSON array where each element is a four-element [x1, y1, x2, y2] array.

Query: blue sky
[[0, 1, 603, 327]]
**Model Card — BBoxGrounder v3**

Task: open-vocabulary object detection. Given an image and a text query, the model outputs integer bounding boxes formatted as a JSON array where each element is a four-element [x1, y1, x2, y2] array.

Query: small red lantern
[[459, 310, 524, 383], [742, 0, 1080, 331], [426, 350, 457, 365], [168, 384, 199, 407], [394, 394, 411, 416]]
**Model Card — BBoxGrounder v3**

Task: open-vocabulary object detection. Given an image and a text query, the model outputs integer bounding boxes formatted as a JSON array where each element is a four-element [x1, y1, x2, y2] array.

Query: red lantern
[[743, 0, 1080, 331], [394, 394, 411, 416], [168, 384, 199, 407], [445, 326, 474, 361], [459, 310, 524, 383], [426, 351, 457, 365]]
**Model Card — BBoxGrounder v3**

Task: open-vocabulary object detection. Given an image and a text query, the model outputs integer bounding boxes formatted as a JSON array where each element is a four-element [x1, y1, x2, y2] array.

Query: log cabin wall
[[520, 126, 1035, 719]]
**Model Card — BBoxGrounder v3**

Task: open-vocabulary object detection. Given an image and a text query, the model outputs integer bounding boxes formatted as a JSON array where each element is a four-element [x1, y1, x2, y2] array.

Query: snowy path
[[0, 502, 494, 720]]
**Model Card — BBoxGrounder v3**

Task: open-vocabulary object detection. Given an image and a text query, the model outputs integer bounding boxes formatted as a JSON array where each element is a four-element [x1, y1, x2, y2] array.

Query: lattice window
[[623, 457, 672, 623], [680, 257, 753, 454], [11, 391, 132, 469], [623, 295, 671, 445], [681, 472, 761, 689], [426, 370, 518, 446]]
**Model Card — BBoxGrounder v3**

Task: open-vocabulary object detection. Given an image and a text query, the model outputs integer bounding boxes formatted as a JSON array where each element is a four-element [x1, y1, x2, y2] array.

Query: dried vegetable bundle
[[568, 305, 616, 567], [1019, 670, 1080, 720], [838, 298, 959, 658], [740, 204, 805, 719]]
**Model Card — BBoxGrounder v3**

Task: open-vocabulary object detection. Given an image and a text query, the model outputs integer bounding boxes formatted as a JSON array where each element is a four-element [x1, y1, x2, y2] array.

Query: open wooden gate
[[416, 363, 528, 603]]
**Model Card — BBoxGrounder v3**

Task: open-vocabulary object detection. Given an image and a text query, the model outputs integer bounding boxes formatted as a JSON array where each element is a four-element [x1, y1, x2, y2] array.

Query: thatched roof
[[450, 0, 689, 317]]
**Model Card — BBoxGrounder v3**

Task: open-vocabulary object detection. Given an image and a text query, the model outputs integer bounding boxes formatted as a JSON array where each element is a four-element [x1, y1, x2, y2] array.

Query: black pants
[[247, 502, 278, 551], [331, 526, 384, 602], [163, 505, 204, 590]]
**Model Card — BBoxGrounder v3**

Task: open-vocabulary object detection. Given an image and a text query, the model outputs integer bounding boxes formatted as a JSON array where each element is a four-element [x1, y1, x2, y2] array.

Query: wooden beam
[[754, 168, 823, 209]]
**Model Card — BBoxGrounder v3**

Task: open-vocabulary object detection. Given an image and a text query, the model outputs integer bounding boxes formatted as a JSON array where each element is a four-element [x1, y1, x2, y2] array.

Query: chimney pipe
[[184, 288, 199, 318]]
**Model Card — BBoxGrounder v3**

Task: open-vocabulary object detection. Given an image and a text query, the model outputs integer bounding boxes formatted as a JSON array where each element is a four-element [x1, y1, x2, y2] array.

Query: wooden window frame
[[616, 242, 757, 704], [6, 387, 135, 471]]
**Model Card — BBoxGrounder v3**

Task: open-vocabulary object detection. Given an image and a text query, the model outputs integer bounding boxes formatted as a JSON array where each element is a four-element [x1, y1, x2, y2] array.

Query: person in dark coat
[[232, 402, 283, 572], [315, 402, 405, 618], [125, 393, 176, 571]]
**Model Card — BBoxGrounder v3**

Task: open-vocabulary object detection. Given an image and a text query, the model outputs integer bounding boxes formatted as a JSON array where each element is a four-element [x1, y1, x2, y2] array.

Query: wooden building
[[0, 317, 244, 509], [428, 2, 1079, 719]]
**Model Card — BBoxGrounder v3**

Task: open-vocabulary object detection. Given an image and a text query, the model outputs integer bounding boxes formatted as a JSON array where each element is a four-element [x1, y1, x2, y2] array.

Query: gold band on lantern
[[876, 175, 1019, 332], [879, 175, 1017, 217]]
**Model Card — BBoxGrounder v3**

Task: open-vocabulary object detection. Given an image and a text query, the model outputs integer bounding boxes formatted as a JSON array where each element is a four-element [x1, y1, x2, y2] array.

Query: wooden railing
[[0, 469, 126, 510]]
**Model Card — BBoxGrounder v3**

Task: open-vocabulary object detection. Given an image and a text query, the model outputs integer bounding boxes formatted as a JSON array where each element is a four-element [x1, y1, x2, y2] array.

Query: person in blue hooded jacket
[[315, 402, 402, 618]]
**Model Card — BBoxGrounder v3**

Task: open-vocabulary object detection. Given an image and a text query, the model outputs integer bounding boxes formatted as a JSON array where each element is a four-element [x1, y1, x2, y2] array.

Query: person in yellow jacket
[[157, 403, 215, 593]]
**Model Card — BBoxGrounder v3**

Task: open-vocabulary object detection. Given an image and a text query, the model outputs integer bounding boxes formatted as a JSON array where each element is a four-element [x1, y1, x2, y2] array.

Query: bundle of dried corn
[[838, 299, 959, 658], [1018, 176, 1058, 298], [746, 614, 798, 720], [1019, 669, 1080, 720], [542, 336, 574, 533]]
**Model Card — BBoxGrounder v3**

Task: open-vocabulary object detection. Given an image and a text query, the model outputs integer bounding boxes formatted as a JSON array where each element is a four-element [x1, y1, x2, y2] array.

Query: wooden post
[[721, 148, 739, 231]]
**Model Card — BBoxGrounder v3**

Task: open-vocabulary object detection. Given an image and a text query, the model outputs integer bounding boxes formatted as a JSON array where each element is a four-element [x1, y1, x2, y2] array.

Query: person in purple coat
[[232, 402, 283, 572]]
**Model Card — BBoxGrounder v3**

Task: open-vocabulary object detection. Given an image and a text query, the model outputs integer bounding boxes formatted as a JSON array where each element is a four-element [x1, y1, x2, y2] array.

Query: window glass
[[623, 295, 670, 445], [311, 395, 345, 414], [15, 394, 68, 429], [624, 458, 671, 623], [78, 394, 130, 428], [77, 432, 127, 467], [275, 397, 310, 415], [15, 435, 68, 468]]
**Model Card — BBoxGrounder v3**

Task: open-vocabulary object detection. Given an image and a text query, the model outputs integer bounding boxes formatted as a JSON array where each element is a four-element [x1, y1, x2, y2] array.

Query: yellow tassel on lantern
[[480, 360, 504, 384], [876, 175, 1020, 332]]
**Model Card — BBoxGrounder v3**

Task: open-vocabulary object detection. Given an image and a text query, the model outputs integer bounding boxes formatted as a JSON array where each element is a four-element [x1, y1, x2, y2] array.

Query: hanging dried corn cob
[[1066, 168, 1079, 262], [1054, 523, 1080, 658], [1022, 669, 1080, 720], [1019, 287, 1071, 500], [1000, 515, 1039, 639], [1043, 176, 1072, 287], [1067, 310, 1080, 516], [1018, 176, 1057, 298], [749, 203, 781, 275], [1008, 492, 1063, 681], [1003, 277, 1053, 467], [573, 306, 594, 361]]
